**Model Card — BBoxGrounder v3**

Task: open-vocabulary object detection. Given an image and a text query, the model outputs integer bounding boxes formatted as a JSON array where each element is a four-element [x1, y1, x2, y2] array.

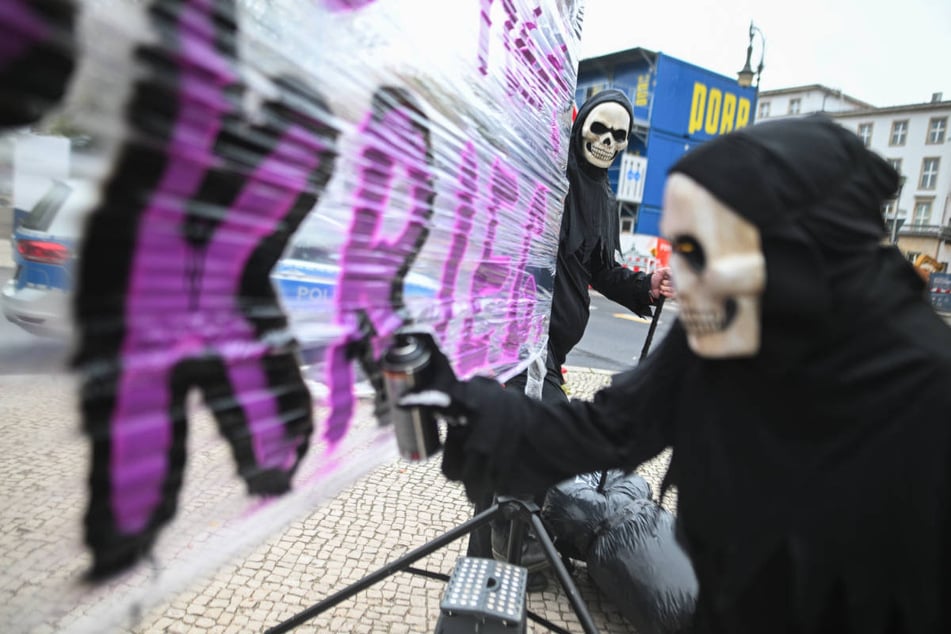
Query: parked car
[[2, 179, 97, 338], [3, 184, 439, 339], [272, 243, 439, 314]]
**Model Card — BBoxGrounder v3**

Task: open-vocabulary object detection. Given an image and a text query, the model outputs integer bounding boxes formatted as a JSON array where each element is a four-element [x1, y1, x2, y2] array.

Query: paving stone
[[2, 369, 674, 632]]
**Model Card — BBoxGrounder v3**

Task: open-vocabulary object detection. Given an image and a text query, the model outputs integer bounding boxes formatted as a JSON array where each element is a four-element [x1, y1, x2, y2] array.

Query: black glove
[[390, 329, 548, 504], [390, 328, 468, 422], [389, 329, 501, 503], [437, 376, 548, 504]]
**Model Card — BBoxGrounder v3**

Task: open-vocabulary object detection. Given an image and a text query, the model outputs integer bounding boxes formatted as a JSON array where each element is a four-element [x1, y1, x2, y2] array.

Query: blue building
[[576, 48, 759, 237]]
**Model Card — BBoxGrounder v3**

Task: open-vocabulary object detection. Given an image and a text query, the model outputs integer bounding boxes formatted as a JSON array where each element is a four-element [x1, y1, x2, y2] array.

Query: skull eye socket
[[589, 122, 627, 142], [672, 236, 706, 272]]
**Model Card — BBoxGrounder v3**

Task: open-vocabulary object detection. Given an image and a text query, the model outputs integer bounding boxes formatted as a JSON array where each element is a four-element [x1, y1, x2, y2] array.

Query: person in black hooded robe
[[400, 115, 951, 633], [511, 88, 673, 401], [467, 89, 673, 581]]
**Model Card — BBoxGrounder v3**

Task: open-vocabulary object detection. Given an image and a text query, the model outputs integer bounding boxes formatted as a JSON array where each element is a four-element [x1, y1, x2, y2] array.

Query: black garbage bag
[[542, 470, 652, 561], [587, 497, 698, 634]]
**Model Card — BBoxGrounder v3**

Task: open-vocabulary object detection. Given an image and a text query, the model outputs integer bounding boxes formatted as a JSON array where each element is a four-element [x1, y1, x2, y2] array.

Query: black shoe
[[491, 521, 549, 572], [526, 570, 548, 593]]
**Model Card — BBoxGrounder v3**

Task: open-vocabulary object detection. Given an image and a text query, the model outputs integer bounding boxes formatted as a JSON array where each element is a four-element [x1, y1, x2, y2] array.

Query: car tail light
[[17, 240, 71, 265]]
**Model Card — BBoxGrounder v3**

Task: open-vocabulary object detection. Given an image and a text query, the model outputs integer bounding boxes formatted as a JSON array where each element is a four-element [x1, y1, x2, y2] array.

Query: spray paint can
[[382, 332, 442, 461]]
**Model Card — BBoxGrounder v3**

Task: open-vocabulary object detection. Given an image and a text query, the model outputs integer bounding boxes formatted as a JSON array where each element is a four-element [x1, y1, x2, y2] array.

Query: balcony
[[898, 223, 951, 241]]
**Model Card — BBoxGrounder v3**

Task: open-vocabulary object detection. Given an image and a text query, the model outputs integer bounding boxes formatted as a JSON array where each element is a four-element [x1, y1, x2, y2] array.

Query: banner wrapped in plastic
[[0, 0, 581, 629]]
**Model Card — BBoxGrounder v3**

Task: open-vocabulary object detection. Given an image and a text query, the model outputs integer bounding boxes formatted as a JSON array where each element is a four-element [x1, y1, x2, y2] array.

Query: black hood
[[667, 115, 909, 367], [562, 89, 634, 260], [668, 115, 898, 246]]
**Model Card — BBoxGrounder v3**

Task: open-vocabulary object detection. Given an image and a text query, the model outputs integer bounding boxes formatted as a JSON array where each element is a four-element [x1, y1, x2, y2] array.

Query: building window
[[620, 217, 634, 233], [788, 98, 801, 115], [912, 199, 933, 225], [927, 117, 947, 144], [883, 159, 903, 218], [857, 123, 873, 146], [889, 120, 908, 146], [919, 157, 940, 189], [882, 198, 898, 218], [758, 101, 770, 118]]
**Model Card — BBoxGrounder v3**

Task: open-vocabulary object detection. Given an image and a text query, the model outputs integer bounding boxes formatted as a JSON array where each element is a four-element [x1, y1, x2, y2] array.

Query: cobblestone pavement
[[1, 367, 674, 633]]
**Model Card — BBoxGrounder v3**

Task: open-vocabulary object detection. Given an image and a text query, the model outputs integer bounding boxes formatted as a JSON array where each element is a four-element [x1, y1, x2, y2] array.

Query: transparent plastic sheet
[[0, 0, 581, 630]]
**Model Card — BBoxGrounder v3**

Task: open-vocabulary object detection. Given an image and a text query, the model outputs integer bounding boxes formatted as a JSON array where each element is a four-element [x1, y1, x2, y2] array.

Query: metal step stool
[[435, 557, 527, 633]]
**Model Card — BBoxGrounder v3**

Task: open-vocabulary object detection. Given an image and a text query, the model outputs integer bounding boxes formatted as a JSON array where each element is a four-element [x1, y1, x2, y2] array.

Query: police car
[[2, 179, 95, 338], [3, 182, 439, 338]]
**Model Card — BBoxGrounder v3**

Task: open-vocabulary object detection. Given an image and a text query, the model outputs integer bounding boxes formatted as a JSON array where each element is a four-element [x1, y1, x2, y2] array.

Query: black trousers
[[465, 363, 569, 558]]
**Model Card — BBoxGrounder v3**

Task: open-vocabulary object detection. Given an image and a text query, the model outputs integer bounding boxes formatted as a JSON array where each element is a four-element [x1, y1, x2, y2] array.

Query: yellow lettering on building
[[688, 81, 753, 136], [688, 82, 707, 134], [719, 93, 737, 133], [704, 88, 722, 135], [635, 73, 650, 107], [736, 98, 750, 129]]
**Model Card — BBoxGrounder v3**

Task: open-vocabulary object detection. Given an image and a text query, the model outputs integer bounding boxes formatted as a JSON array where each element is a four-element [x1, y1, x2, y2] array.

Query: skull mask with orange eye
[[580, 101, 630, 169], [661, 173, 766, 358]]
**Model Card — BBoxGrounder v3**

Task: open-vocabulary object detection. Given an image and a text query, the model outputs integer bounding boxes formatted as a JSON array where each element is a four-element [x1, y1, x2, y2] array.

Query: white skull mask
[[580, 102, 630, 168], [660, 173, 766, 358]]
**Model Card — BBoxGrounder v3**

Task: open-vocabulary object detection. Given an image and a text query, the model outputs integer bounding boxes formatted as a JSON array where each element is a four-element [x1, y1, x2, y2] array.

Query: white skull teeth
[[680, 300, 738, 335], [586, 143, 616, 162]]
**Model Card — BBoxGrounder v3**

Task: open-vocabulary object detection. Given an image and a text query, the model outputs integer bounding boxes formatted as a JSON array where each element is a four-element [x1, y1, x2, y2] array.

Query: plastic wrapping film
[[0, 0, 581, 630]]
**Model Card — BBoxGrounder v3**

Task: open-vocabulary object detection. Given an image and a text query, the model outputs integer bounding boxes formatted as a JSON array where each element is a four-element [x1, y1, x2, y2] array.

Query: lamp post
[[890, 175, 906, 245], [737, 21, 766, 88]]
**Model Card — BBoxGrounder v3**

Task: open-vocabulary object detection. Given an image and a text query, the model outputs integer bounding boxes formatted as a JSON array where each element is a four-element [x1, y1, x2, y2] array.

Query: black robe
[[547, 89, 652, 372], [442, 117, 951, 633]]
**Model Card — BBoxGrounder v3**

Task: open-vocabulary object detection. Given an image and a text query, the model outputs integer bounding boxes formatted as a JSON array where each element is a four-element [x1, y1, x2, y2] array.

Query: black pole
[[639, 295, 665, 364], [528, 512, 600, 634]]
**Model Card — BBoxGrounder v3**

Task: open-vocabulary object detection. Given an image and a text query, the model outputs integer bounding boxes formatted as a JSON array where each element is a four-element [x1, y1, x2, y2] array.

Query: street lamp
[[737, 21, 766, 88], [890, 175, 906, 244]]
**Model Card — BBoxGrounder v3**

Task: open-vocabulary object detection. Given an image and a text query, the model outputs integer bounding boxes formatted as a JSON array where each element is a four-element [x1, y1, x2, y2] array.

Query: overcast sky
[[579, 0, 951, 108]]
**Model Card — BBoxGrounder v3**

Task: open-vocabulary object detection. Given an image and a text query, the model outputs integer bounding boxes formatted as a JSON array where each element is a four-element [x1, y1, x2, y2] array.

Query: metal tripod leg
[[266, 498, 600, 634], [264, 505, 497, 633], [495, 495, 600, 634]]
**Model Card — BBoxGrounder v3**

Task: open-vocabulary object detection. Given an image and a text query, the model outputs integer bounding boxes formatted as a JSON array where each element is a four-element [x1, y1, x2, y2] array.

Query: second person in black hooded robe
[[467, 90, 674, 582]]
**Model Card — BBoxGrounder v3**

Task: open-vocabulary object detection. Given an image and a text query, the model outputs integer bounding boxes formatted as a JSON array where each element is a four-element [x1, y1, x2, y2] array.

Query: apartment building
[[756, 84, 872, 120], [757, 87, 951, 269]]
